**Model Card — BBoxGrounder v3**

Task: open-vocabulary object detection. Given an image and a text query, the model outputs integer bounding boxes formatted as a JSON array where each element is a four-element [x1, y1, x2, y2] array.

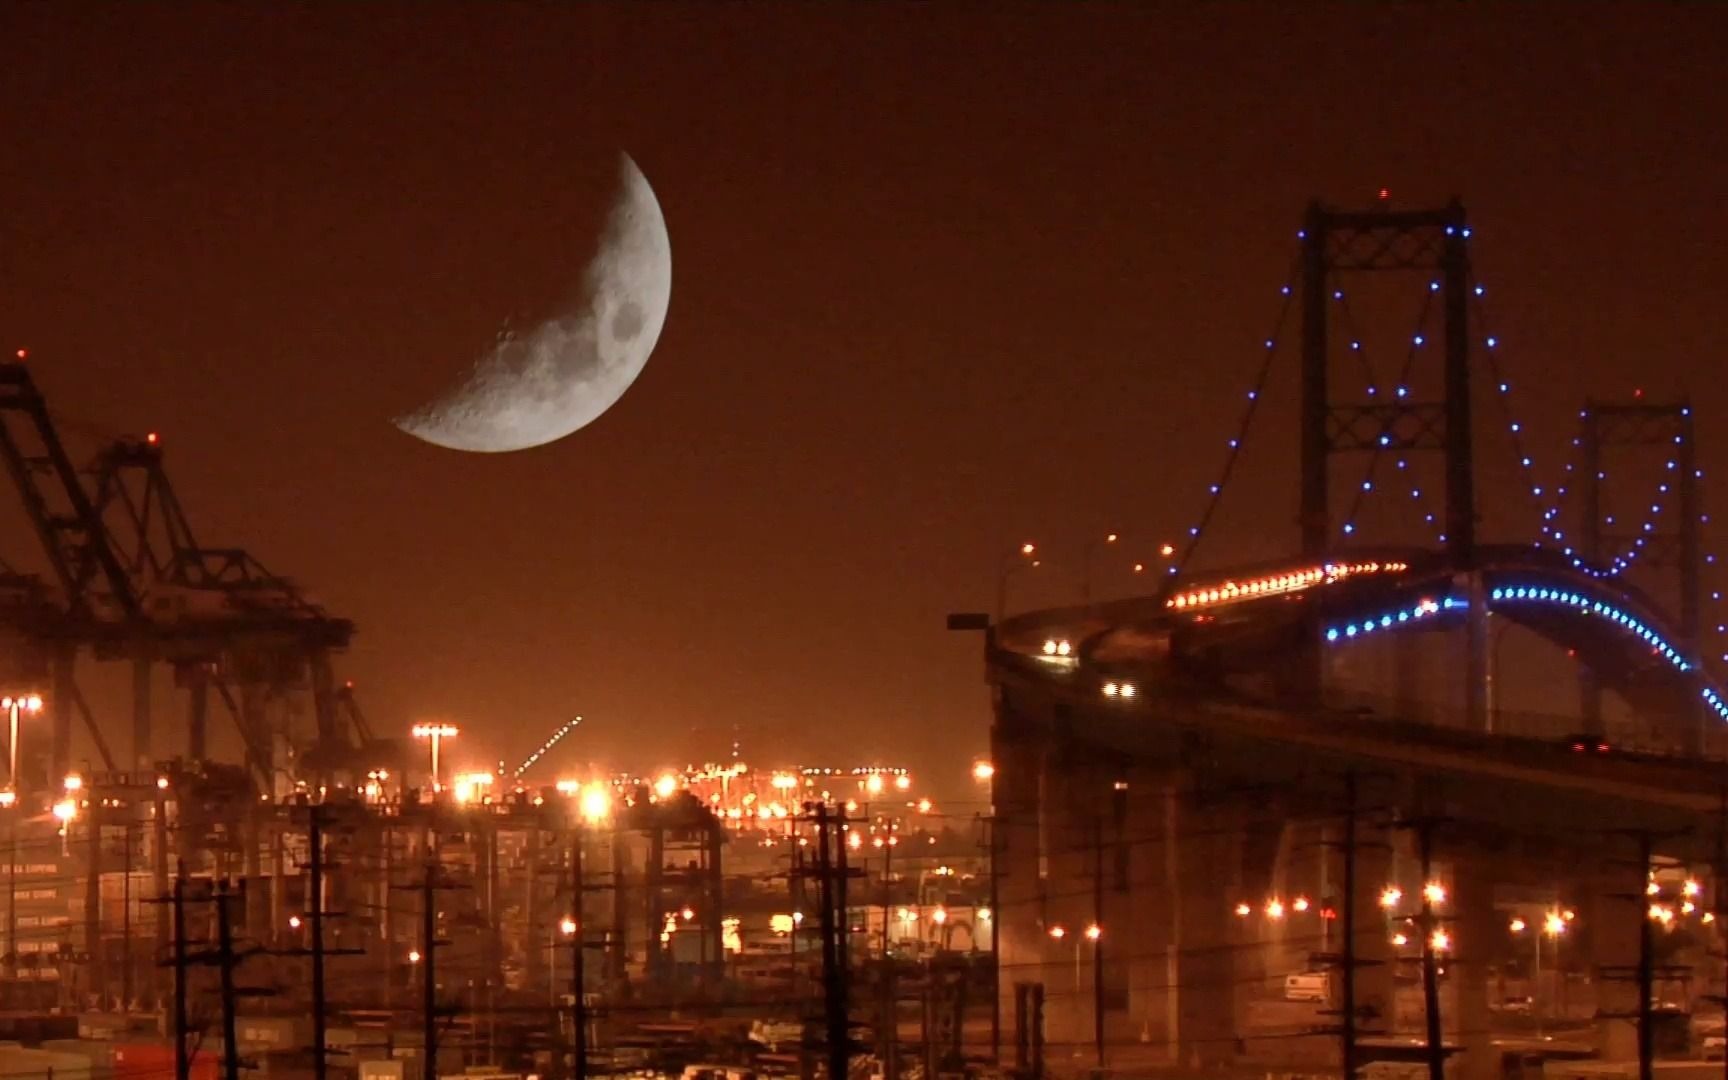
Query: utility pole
[[277, 806, 361, 1080], [173, 868, 189, 1080], [1717, 795, 1728, 1080], [217, 880, 242, 1080], [985, 811, 999, 1064], [835, 806, 852, 986], [571, 830, 587, 1080], [1318, 774, 1386, 1080], [1415, 819, 1445, 1080], [156, 866, 268, 1080], [879, 956, 898, 1080], [122, 816, 134, 1012], [310, 808, 329, 1080], [1091, 815, 1105, 1070], [1339, 774, 1360, 1080], [1599, 830, 1681, 1080], [391, 828, 459, 1080], [881, 835, 892, 958], [813, 803, 850, 1080], [792, 828, 813, 1080], [423, 860, 438, 1080], [6, 802, 16, 983], [878, 827, 897, 1080], [1639, 832, 1655, 1080]]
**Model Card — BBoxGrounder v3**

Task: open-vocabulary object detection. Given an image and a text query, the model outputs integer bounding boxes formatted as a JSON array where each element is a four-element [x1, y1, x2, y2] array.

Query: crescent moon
[[394, 152, 671, 452]]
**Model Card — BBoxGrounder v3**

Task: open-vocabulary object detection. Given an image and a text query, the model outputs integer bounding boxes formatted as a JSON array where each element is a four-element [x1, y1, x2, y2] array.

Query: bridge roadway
[[1000, 543, 1728, 781], [985, 546, 1728, 1080]]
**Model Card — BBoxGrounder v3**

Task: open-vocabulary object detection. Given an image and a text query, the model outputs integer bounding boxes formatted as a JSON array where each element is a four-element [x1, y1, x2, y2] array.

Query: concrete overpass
[[984, 548, 1728, 1080]]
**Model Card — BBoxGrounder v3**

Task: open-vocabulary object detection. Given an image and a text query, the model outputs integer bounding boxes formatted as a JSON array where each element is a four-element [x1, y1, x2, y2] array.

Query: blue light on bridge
[[1485, 585, 1728, 722], [1324, 597, 1456, 643], [1324, 585, 1728, 723]]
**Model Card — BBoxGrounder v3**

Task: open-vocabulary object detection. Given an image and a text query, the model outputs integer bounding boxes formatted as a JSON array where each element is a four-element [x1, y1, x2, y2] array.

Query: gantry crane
[[0, 357, 365, 791]]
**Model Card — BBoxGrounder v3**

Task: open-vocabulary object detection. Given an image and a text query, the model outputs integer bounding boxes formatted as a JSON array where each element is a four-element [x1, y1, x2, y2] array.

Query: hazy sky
[[3, 5, 1726, 796]]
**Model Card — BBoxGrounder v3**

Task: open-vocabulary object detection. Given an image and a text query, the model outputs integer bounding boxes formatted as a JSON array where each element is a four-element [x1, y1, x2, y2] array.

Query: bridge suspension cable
[[1468, 280, 1555, 545], [1167, 252, 1302, 584], [1335, 282, 1445, 543]]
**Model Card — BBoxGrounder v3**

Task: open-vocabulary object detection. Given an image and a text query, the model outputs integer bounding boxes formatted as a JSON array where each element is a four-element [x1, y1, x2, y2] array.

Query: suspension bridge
[[980, 199, 1728, 1080]]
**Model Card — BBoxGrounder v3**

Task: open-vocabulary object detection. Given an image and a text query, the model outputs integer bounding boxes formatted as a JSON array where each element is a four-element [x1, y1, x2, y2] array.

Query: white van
[[1285, 972, 1330, 1002]]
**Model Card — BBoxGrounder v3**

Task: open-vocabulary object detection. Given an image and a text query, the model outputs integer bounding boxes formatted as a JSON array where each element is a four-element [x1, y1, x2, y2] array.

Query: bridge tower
[[1577, 399, 1702, 736], [1296, 200, 1489, 724], [1298, 199, 1476, 564]]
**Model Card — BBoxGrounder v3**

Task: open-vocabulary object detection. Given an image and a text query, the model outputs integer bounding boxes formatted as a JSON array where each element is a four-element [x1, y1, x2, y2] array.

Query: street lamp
[[996, 542, 1040, 622], [1534, 910, 1566, 1032], [1, 694, 43, 793], [410, 723, 458, 793]]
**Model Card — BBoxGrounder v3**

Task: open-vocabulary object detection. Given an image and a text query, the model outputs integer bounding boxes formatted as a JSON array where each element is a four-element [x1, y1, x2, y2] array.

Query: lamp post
[[996, 543, 1040, 623], [1538, 910, 1565, 1033], [0, 692, 43, 979], [2, 694, 43, 794], [410, 723, 459, 794]]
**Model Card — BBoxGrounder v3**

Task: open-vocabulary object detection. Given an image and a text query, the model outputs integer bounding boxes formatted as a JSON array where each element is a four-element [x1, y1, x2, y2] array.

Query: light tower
[[410, 722, 459, 793], [1, 694, 43, 794]]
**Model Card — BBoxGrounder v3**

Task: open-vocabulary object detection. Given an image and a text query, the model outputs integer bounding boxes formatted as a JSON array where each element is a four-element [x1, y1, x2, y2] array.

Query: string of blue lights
[[1335, 284, 1445, 542], [1166, 252, 1302, 582], [1466, 282, 1554, 549], [1320, 581, 1728, 723]]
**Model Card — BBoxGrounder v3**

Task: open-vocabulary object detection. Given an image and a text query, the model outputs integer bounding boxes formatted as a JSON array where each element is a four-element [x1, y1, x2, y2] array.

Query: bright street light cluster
[[410, 722, 458, 792], [1510, 912, 1569, 937]]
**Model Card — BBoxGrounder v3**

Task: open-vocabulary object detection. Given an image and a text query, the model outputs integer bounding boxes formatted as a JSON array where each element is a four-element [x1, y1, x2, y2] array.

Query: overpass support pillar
[[1453, 860, 1501, 1080], [1167, 781, 1241, 1069], [1586, 859, 1644, 1064]]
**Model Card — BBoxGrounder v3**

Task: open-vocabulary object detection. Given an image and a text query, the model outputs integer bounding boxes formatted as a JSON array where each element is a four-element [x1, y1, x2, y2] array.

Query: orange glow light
[[1166, 560, 1410, 611]]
